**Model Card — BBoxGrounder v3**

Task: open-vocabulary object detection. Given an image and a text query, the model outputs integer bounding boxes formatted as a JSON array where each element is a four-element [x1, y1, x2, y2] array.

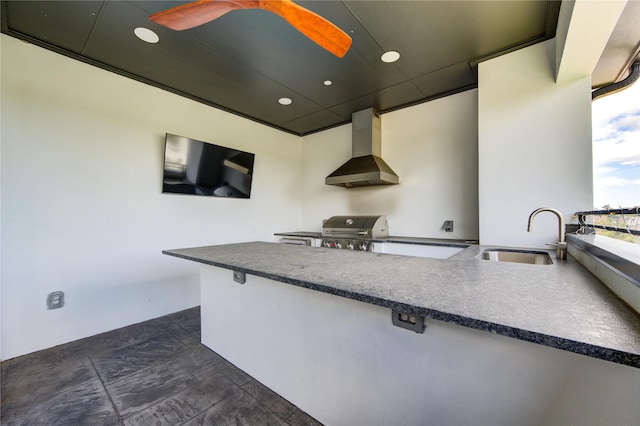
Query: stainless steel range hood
[[325, 108, 400, 188]]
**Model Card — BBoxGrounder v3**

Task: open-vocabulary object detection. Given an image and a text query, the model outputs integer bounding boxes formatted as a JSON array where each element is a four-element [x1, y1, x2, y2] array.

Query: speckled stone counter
[[163, 242, 640, 368]]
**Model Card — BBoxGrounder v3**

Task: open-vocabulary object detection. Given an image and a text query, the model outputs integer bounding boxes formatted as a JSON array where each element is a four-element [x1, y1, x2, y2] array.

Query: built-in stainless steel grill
[[321, 215, 388, 251]]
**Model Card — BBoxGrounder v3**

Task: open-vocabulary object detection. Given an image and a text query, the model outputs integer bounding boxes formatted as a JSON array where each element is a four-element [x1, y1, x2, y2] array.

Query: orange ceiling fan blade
[[149, 0, 251, 31], [149, 0, 351, 58], [259, 0, 352, 58]]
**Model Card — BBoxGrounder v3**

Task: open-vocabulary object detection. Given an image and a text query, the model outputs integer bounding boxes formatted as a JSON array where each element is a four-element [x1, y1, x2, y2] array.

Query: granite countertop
[[163, 241, 640, 368]]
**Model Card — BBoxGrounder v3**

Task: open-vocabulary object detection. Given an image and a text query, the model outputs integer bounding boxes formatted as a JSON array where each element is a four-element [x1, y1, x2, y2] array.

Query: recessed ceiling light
[[381, 50, 400, 63], [324, 80, 333, 86], [134, 27, 159, 44], [278, 97, 293, 106]]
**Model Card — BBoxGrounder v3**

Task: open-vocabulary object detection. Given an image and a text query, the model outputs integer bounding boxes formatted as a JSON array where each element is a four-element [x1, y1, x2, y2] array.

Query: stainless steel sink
[[481, 249, 553, 265]]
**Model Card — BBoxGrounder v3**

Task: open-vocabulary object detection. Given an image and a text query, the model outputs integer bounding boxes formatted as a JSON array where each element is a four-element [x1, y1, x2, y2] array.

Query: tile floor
[[0, 307, 322, 425]]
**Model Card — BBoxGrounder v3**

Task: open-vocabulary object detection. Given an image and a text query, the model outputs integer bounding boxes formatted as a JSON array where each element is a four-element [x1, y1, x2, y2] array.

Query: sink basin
[[481, 249, 553, 265]]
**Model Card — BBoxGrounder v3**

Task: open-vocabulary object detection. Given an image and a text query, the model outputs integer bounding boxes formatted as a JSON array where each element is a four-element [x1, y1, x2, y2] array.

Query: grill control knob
[[346, 241, 355, 250], [359, 242, 369, 251], [335, 241, 342, 249]]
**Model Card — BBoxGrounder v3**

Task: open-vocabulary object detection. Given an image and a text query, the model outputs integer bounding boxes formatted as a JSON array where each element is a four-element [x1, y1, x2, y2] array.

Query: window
[[591, 76, 639, 243]]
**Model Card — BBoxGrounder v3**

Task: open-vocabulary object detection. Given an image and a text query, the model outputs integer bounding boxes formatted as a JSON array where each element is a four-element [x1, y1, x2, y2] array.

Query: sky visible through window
[[592, 79, 640, 209]]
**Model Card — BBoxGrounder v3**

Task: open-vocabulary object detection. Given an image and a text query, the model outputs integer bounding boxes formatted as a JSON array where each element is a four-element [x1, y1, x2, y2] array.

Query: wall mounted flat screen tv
[[162, 133, 255, 198]]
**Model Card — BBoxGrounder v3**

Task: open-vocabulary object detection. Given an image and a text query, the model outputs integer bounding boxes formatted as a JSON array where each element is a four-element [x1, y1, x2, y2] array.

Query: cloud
[[592, 83, 640, 173], [592, 81, 640, 208], [621, 155, 640, 166], [614, 113, 640, 131], [593, 139, 639, 167], [595, 154, 640, 169], [596, 176, 638, 187]]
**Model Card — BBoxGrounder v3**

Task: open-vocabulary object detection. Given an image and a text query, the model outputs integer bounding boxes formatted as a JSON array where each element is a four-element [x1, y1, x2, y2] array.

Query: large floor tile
[[122, 372, 238, 426], [1, 356, 98, 414], [106, 360, 197, 418], [212, 361, 254, 387], [2, 344, 69, 380], [158, 316, 201, 347], [92, 332, 187, 383], [56, 333, 116, 360], [99, 317, 175, 351], [166, 306, 201, 336], [1, 379, 119, 426], [177, 344, 225, 376], [285, 409, 325, 426], [241, 379, 298, 419], [182, 389, 289, 426]]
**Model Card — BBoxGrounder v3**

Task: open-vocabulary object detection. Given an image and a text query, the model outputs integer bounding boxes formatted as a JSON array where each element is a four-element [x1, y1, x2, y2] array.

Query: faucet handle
[[545, 241, 567, 249], [546, 241, 568, 260]]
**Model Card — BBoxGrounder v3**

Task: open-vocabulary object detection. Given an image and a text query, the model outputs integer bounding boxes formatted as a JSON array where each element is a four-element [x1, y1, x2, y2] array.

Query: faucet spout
[[527, 207, 566, 259]]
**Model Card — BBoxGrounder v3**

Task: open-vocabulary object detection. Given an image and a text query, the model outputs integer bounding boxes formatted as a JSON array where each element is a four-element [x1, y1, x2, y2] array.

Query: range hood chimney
[[325, 108, 400, 188]]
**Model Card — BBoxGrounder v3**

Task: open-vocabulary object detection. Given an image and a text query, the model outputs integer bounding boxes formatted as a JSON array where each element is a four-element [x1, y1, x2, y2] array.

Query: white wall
[[301, 90, 479, 240], [0, 35, 301, 360], [478, 39, 593, 247]]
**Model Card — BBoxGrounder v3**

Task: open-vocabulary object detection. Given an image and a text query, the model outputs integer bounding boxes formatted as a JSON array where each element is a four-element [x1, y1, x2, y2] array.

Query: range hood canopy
[[325, 108, 400, 188]]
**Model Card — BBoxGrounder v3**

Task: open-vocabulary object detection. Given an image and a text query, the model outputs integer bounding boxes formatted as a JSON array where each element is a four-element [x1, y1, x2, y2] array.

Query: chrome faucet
[[527, 207, 567, 260]]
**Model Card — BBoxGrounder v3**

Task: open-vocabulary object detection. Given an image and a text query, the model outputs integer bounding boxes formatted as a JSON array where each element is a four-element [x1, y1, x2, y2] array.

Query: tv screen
[[162, 133, 255, 198]]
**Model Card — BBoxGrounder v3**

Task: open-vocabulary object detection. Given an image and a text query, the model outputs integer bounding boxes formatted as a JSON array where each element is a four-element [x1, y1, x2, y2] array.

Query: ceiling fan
[[149, 0, 352, 58]]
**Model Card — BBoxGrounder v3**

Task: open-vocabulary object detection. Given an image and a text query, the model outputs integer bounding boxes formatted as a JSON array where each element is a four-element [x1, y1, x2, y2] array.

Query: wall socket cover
[[391, 309, 426, 333], [47, 291, 65, 309], [233, 270, 246, 284]]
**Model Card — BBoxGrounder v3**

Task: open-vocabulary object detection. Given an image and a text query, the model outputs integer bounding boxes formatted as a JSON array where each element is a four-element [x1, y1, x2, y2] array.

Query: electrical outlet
[[391, 310, 425, 333], [47, 291, 65, 309], [443, 220, 454, 232]]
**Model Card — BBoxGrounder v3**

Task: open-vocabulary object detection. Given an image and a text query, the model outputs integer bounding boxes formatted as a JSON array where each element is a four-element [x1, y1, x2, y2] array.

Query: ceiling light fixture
[[134, 27, 159, 44], [381, 50, 400, 63], [278, 97, 293, 106], [324, 80, 333, 86]]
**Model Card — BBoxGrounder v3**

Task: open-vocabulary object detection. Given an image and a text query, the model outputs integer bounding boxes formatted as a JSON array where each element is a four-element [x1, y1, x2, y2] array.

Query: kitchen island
[[164, 242, 640, 425]]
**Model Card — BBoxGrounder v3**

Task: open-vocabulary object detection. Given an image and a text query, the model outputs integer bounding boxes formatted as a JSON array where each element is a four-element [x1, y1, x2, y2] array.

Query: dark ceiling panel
[[329, 80, 426, 117], [84, 1, 325, 130], [280, 108, 348, 135], [1, 0, 569, 135], [172, 8, 369, 107], [140, 1, 410, 109], [343, 1, 550, 79], [412, 61, 476, 99], [5, 1, 103, 53]]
